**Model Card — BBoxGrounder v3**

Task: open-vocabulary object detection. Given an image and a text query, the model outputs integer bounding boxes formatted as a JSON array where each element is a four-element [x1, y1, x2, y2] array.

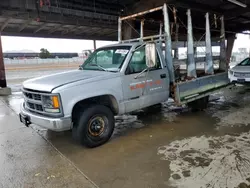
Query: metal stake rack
[[118, 3, 229, 105]]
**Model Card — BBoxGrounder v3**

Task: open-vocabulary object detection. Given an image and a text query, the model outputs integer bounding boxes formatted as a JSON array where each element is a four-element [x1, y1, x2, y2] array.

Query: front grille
[[33, 94, 42, 101], [23, 92, 42, 101], [22, 88, 62, 117], [27, 102, 43, 112], [234, 72, 250, 78], [23, 89, 44, 113]]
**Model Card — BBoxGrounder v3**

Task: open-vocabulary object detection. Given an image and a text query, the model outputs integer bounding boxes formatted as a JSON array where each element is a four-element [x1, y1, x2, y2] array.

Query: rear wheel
[[187, 96, 209, 112], [72, 105, 115, 148]]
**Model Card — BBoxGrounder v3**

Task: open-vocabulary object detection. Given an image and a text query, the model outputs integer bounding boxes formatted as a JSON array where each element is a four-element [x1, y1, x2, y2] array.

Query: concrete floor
[[1, 85, 250, 188], [0, 99, 97, 188]]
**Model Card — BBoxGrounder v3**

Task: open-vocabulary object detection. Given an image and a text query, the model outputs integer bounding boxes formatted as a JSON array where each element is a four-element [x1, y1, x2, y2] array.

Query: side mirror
[[145, 42, 156, 68]]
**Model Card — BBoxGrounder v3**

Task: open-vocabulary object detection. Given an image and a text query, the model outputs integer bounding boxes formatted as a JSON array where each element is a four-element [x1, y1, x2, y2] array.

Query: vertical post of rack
[[174, 23, 179, 59], [219, 15, 227, 71], [140, 19, 144, 40], [118, 17, 122, 43], [187, 9, 197, 78], [163, 3, 175, 83], [159, 22, 163, 48], [205, 12, 214, 74]]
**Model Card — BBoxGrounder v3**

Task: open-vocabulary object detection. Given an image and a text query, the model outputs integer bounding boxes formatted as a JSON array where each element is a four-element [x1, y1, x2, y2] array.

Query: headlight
[[42, 95, 61, 113]]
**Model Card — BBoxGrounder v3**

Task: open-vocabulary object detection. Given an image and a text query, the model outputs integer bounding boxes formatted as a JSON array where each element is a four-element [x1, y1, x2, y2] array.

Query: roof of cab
[[98, 42, 142, 49]]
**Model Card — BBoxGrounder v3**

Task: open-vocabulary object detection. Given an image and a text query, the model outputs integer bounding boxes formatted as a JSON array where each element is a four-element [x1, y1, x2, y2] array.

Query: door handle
[[160, 74, 166, 79]]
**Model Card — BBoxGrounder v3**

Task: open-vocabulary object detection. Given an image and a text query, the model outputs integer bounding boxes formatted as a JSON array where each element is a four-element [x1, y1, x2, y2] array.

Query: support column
[[205, 13, 214, 74], [93, 40, 96, 50], [219, 16, 227, 71], [0, 33, 11, 95], [187, 9, 197, 78], [226, 34, 236, 68], [163, 3, 175, 83], [123, 20, 133, 40]]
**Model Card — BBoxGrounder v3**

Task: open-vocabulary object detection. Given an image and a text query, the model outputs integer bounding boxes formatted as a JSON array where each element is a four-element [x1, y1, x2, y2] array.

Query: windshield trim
[[80, 46, 131, 72], [237, 57, 250, 66]]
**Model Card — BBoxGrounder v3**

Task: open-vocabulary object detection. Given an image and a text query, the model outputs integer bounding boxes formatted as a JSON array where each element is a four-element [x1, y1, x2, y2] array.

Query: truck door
[[121, 46, 169, 112]]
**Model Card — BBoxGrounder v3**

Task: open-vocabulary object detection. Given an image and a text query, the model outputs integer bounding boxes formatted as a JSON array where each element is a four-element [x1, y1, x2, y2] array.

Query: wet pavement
[[0, 98, 97, 188], [1, 84, 250, 188]]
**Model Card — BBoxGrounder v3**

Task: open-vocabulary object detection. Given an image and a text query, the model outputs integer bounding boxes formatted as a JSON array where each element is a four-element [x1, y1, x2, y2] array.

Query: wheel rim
[[88, 115, 107, 137]]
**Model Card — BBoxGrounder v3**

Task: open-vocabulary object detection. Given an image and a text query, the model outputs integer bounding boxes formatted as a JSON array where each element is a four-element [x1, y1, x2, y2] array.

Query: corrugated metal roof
[[0, 0, 249, 40]]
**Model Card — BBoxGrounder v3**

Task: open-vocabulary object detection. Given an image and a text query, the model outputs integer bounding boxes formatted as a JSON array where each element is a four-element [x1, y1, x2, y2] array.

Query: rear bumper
[[19, 102, 72, 131]]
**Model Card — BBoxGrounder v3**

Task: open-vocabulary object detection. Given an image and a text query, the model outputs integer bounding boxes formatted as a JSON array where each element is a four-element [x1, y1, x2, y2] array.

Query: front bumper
[[229, 74, 250, 84], [19, 102, 72, 131]]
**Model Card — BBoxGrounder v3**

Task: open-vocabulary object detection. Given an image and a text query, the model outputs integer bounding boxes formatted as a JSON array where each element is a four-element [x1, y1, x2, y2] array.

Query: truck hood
[[23, 70, 119, 92]]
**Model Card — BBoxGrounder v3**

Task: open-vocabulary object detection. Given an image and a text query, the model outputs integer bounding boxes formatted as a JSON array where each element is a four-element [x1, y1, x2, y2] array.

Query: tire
[[187, 96, 209, 112], [72, 105, 115, 148]]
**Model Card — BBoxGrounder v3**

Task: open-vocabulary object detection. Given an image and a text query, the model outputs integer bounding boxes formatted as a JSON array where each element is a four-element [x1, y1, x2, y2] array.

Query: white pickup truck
[[19, 4, 230, 147]]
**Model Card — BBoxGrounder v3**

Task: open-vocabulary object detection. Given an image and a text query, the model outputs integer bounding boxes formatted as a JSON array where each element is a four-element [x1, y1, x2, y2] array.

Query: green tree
[[39, 48, 51, 59]]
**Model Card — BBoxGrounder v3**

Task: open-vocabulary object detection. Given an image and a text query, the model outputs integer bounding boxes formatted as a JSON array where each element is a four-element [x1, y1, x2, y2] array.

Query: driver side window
[[126, 47, 161, 75]]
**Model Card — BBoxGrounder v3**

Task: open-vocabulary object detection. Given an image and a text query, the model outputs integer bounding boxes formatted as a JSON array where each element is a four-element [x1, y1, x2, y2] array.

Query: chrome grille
[[27, 102, 43, 112], [23, 91, 42, 101], [22, 89, 44, 114], [22, 88, 63, 117], [234, 72, 250, 78]]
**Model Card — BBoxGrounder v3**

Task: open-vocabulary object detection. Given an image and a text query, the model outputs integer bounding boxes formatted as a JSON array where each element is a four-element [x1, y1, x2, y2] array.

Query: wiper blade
[[88, 64, 108, 71]]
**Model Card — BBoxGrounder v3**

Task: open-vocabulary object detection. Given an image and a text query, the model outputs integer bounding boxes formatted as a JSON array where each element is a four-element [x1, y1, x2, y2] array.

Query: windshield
[[80, 46, 131, 72], [238, 58, 250, 66]]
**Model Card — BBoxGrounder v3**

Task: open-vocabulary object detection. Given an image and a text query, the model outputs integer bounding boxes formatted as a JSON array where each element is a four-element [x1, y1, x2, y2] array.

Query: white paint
[[150, 86, 163, 91], [158, 132, 250, 188], [115, 49, 129, 54], [129, 80, 153, 86]]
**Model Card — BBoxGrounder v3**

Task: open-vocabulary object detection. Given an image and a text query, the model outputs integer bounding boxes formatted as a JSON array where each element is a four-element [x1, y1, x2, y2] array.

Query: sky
[[1, 37, 116, 53], [1, 33, 250, 53]]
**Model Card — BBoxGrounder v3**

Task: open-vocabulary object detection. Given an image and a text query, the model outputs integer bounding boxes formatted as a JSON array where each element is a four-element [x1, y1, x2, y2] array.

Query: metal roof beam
[[224, 7, 250, 20], [1, 10, 117, 29], [171, 0, 221, 14], [0, 18, 11, 32], [18, 19, 32, 32], [56, 0, 122, 15], [61, 26, 80, 35], [75, 27, 97, 35], [48, 25, 61, 34], [1, 30, 116, 41], [34, 23, 47, 33]]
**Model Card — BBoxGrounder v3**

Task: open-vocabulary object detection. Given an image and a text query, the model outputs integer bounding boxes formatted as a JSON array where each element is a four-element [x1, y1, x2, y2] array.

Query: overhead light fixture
[[227, 0, 247, 8]]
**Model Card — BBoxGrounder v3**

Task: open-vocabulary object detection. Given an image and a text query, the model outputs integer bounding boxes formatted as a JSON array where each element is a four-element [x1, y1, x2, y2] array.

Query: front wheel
[[72, 105, 115, 148]]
